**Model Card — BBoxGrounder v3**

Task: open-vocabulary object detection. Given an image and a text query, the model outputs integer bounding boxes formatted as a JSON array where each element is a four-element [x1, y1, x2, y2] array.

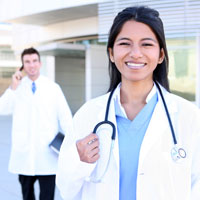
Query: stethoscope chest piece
[[171, 146, 186, 162]]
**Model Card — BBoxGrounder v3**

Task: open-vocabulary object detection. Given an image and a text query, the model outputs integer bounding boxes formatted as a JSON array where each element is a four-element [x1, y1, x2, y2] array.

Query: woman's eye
[[119, 42, 130, 46], [142, 43, 153, 46]]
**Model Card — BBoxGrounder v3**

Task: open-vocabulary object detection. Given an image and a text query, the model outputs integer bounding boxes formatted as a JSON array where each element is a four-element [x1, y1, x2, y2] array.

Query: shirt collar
[[114, 82, 157, 118], [146, 83, 157, 103], [114, 83, 127, 118], [23, 75, 42, 85]]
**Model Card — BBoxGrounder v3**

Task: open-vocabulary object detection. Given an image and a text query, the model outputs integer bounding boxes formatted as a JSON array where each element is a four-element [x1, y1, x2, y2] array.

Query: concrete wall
[[54, 44, 109, 114], [40, 56, 55, 81], [85, 45, 109, 101], [11, 17, 98, 50], [55, 56, 85, 115]]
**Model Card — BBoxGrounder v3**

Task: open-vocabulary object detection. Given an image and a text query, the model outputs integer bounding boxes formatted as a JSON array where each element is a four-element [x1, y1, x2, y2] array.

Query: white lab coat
[[57, 85, 200, 200], [0, 75, 73, 175]]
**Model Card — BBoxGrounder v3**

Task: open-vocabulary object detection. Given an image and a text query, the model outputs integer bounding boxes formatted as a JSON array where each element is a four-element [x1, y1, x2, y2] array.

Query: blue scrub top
[[115, 91, 158, 200]]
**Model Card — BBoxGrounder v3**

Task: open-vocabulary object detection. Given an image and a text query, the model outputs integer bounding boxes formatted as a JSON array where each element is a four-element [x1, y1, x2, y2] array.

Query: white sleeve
[[56, 138, 96, 200], [0, 88, 15, 115], [56, 85, 73, 135], [56, 104, 97, 200]]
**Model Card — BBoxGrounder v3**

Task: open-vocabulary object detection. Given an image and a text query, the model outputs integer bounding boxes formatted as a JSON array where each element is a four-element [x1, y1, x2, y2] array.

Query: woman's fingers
[[76, 133, 100, 163], [85, 133, 99, 145]]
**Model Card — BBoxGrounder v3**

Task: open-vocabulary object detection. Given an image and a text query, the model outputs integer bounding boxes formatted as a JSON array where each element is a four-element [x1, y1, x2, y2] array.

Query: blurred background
[[0, 0, 200, 199], [0, 0, 200, 113]]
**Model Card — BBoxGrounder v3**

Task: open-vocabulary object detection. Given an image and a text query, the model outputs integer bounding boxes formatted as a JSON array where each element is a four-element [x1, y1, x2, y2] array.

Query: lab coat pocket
[[159, 152, 191, 200], [161, 151, 190, 175], [12, 131, 29, 151]]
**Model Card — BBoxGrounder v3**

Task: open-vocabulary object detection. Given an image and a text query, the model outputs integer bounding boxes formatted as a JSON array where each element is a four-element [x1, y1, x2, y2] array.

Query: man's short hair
[[21, 47, 40, 63]]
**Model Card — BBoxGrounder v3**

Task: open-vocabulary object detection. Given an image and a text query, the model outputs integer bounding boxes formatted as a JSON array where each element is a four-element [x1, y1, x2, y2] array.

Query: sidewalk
[[0, 116, 62, 200]]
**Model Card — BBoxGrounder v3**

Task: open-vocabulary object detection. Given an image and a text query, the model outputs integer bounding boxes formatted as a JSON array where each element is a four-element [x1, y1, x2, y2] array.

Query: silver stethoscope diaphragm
[[171, 146, 186, 162]]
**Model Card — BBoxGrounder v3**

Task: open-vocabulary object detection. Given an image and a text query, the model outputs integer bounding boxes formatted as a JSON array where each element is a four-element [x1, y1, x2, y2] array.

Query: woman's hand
[[76, 133, 100, 163]]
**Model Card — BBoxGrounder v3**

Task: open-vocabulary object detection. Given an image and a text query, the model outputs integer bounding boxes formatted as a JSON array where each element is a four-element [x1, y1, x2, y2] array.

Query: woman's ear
[[108, 48, 114, 63], [158, 48, 165, 64]]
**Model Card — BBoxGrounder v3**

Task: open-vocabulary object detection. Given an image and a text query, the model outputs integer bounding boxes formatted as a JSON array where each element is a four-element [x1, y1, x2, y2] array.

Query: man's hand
[[10, 70, 23, 90]]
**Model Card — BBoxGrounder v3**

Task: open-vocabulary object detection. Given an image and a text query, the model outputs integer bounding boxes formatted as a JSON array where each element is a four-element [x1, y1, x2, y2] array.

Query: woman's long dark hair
[[107, 6, 169, 92]]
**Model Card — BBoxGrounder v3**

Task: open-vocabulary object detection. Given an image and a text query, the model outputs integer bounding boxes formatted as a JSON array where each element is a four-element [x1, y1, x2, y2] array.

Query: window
[[167, 37, 196, 101]]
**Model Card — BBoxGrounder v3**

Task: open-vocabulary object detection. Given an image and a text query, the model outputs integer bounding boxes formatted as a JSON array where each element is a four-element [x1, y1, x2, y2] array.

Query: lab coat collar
[[23, 75, 42, 85], [114, 83, 157, 119], [156, 83, 178, 114]]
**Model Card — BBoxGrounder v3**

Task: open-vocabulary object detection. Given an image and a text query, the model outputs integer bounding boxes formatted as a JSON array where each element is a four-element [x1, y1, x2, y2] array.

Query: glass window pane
[[167, 38, 196, 101]]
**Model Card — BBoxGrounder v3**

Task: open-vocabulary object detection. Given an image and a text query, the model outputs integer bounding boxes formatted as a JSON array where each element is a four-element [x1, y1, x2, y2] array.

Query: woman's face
[[109, 20, 164, 85]]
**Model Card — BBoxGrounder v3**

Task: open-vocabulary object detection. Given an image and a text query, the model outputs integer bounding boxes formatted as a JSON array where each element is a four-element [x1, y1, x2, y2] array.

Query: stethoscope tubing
[[89, 82, 185, 183], [93, 121, 116, 140], [93, 81, 177, 144], [93, 88, 116, 140], [154, 81, 177, 145]]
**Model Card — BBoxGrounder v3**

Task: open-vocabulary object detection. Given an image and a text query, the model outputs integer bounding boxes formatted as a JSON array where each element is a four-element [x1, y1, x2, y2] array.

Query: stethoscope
[[88, 82, 186, 183]]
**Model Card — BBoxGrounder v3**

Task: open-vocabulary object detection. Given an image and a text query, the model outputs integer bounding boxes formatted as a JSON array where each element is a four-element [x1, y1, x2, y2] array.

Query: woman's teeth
[[126, 62, 145, 69]]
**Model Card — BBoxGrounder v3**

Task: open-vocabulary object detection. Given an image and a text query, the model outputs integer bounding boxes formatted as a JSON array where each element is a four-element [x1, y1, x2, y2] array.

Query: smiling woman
[[108, 20, 164, 94], [56, 6, 200, 200], [107, 20, 165, 120]]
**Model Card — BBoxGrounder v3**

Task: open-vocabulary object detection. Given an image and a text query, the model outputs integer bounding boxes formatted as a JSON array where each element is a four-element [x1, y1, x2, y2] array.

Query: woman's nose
[[129, 45, 143, 59]]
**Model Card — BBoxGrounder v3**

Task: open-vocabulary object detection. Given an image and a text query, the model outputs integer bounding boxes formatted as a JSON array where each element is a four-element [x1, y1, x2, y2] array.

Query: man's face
[[22, 53, 41, 81]]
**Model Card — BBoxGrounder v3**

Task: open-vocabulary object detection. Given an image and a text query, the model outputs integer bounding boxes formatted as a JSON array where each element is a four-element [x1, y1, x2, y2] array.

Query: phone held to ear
[[16, 65, 24, 80], [19, 65, 24, 71]]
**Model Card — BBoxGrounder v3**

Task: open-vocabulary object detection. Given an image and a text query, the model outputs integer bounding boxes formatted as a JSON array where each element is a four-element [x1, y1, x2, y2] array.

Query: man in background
[[0, 47, 73, 200]]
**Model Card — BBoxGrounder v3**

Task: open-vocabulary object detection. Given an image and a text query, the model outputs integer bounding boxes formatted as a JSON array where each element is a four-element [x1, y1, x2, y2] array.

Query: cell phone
[[19, 65, 24, 71]]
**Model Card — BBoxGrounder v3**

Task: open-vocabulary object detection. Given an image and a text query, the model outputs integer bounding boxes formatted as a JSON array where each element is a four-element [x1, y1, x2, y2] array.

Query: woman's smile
[[109, 20, 164, 84], [125, 61, 146, 69]]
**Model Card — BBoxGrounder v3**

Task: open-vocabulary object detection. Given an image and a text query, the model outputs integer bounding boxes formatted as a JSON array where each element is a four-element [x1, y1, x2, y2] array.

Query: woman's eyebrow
[[116, 37, 157, 43], [141, 38, 158, 43], [116, 37, 131, 42]]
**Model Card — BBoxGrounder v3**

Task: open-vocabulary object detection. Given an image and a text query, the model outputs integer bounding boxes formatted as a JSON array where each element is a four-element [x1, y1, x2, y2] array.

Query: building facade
[[0, 0, 200, 113], [0, 23, 21, 96]]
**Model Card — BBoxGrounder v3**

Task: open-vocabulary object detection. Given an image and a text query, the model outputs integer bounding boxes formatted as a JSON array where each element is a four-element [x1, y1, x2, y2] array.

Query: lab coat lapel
[[138, 91, 177, 167]]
